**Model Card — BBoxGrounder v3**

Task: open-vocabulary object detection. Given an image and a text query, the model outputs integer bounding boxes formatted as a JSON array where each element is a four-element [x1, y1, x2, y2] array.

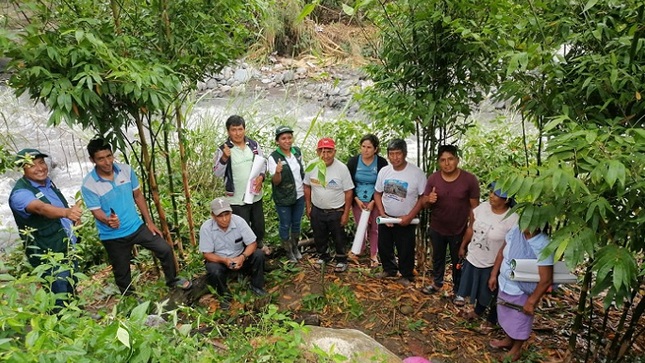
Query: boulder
[[302, 326, 401, 363]]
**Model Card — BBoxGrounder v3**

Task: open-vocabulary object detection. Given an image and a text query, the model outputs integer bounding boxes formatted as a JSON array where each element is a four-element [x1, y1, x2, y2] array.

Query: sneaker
[[421, 284, 441, 295], [453, 295, 466, 306], [250, 285, 268, 296], [334, 262, 348, 272]]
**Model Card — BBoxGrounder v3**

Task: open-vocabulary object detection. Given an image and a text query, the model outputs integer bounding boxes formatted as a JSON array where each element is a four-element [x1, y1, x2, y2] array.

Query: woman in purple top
[[488, 225, 554, 361], [346, 134, 388, 267], [422, 145, 480, 304]]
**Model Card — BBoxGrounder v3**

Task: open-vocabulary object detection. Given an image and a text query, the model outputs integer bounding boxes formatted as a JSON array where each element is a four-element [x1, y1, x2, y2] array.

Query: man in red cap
[[304, 138, 354, 272]]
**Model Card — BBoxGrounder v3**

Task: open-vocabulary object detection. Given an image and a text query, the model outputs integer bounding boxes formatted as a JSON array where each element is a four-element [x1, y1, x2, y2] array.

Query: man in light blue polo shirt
[[81, 138, 191, 295], [199, 197, 267, 302]]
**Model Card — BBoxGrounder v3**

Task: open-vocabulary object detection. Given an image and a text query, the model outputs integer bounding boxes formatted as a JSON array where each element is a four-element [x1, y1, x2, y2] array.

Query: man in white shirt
[[304, 138, 355, 272]]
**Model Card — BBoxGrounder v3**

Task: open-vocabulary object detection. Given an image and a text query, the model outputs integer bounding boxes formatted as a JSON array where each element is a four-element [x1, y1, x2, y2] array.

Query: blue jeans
[[276, 197, 305, 240]]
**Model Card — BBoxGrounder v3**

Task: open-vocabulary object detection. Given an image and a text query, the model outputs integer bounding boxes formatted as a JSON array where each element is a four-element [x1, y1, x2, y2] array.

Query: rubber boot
[[282, 239, 297, 262], [291, 233, 303, 260]]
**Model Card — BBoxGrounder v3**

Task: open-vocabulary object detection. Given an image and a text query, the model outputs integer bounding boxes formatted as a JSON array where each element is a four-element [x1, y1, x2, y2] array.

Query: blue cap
[[489, 182, 516, 207]]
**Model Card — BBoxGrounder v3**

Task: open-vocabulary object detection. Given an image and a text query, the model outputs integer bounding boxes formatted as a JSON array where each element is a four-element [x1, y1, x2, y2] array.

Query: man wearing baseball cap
[[304, 138, 355, 272], [9, 148, 82, 309], [199, 197, 267, 303]]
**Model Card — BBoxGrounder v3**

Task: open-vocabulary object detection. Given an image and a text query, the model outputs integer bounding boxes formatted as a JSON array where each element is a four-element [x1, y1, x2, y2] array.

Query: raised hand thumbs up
[[427, 186, 438, 204]]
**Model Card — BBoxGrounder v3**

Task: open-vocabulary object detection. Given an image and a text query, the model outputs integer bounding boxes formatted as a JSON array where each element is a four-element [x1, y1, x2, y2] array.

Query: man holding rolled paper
[[373, 139, 426, 286], [213, 115, 268, 254], [488, 225, 554, 361]]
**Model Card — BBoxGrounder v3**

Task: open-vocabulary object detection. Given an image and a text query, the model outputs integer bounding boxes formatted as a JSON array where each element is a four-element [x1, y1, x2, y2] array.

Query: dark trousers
[[475, 291, 499, 324], [429, 228, 463, 293], [204, 249, 265, 296], [311, 206, 347, 263], [232, 199, 265, 248], [378, 223, 417, 280], [43, 259, 77, 308], [102, 224, 177, 295]]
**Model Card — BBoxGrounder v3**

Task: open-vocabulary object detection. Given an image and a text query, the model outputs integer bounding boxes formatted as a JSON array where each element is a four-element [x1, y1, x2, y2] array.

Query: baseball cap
[[15, 148, 48, 167], [210, 197, 232, 216], [275, 125, 294, 140], [316, 137, 336, 149], [489, 182, 516, 207]]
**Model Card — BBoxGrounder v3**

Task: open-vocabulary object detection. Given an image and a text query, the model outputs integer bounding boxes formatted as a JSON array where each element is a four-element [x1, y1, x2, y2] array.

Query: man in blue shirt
[[81, 138, 191, 295], [9, 148, 82, 308]]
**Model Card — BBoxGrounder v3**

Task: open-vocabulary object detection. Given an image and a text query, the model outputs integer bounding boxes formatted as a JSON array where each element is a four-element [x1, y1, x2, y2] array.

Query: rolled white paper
[[351, 209, 371, 255], [376, 217, 420, 225], [243, 156, 267, 204], [511, 259, 571, 275], [510, 271, 578, 284]]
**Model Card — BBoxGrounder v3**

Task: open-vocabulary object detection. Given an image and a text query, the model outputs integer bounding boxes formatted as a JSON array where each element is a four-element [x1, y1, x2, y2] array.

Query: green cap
[[15, 148, 48, 167], [275, 125, 294, 140]]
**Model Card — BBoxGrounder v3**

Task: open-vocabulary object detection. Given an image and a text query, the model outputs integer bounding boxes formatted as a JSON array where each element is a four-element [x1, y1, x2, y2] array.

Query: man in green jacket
[[9, 148, 82, 309]]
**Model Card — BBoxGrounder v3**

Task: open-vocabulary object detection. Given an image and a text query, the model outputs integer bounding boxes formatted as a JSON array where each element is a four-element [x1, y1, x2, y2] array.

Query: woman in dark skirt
[[455, 183, 518, 328]]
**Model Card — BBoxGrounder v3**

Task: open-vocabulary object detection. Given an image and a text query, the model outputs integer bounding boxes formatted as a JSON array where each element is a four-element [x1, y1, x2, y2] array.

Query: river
[[0, 78, 362, 252]]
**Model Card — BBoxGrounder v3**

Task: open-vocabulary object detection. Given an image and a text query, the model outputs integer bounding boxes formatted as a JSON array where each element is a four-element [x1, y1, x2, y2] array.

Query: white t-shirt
[[304, 158, 354, 209], [466, 201, 519, 268], [375, 162, 426, 217]]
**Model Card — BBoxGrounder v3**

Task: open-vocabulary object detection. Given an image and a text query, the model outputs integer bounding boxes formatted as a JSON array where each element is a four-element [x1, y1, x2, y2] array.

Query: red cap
[[316, 137, 336, 149]]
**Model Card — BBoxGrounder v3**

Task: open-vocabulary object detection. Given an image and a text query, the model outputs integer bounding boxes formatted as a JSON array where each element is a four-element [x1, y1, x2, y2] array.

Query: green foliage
[[0, 255, 314, 362], [302, 283, 363, 319], [216, 304, 306, 362], [460, 119, 539, 187], [247, 0, 320, 59], [355, 0, 513, 171], [492, 1, 645, 359]]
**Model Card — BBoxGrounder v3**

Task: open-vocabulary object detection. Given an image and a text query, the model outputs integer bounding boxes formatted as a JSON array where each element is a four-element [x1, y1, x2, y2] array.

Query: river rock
[[233, 68, 253, 83], [281, 70, 295, 83], [302, 326, 401, 363]]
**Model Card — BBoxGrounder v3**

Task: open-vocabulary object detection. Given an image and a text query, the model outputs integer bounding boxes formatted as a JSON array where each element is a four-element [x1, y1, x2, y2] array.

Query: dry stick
[[414, 300, 429, 316]]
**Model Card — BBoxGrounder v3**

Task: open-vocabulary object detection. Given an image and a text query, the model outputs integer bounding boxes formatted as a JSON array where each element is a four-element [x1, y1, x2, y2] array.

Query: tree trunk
[[176, 106, 197, 246], [135, 116, 179, 270], [567, 265, 593, 360]]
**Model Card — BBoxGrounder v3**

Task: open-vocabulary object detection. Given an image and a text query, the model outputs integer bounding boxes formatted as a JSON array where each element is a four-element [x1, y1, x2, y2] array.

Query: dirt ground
[[267, 253, 575, 363], [84, 247, 645, 363]]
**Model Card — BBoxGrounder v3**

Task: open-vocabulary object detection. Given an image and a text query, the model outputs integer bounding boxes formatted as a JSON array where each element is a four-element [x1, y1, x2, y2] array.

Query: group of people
[[9, 114, 553, 360]]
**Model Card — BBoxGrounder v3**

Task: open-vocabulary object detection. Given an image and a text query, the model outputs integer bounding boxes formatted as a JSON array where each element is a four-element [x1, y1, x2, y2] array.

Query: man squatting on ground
[[199, 197, 267, 299]]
